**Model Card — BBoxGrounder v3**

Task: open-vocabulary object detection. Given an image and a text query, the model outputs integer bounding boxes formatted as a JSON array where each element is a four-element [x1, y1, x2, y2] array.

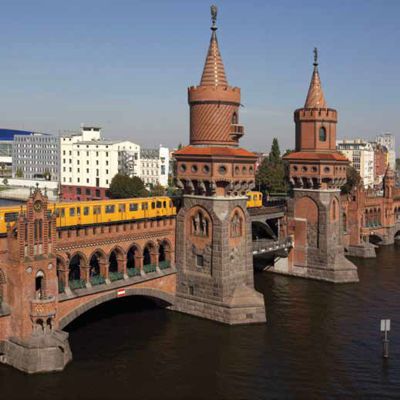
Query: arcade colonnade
[[56, 239, 173, 292]]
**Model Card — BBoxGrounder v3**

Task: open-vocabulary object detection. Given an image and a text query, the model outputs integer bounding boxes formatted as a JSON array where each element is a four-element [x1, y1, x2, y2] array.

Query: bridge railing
[[252, 237, 293, 255]]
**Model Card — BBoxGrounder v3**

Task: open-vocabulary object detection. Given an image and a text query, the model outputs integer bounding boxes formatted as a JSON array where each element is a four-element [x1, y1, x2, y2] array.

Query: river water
[[1, 245, 399, 399]]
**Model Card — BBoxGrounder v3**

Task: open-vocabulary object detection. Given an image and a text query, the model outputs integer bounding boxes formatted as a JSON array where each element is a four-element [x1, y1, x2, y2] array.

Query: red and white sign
[[117, 289, 126, 297]]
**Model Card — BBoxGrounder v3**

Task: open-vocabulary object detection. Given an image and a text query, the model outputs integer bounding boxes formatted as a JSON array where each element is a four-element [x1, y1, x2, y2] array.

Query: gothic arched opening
[[35, 270, 45, 300]]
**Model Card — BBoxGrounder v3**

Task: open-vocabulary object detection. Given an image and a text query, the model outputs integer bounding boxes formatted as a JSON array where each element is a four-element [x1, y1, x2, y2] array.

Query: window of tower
[[319, 126, 327, 142], [232, 112, 238, 124]]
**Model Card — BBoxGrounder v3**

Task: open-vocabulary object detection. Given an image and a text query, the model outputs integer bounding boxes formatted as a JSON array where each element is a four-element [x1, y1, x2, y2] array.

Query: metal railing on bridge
[[252, 237, 293, 256]]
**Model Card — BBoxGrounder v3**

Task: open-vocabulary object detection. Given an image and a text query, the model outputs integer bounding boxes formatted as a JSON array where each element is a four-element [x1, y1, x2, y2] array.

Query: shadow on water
[[1, 245, 400, 399]]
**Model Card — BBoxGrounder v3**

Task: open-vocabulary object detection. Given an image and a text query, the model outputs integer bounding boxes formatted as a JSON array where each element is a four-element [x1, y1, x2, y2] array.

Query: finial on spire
[[211, 5, 218, 31], [313, 47, 318, 67]]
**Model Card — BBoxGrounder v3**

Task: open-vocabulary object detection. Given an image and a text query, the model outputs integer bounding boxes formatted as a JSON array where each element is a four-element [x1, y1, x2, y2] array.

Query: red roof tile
[[174, 146, 256, 158], [283, 151, 349, 162]]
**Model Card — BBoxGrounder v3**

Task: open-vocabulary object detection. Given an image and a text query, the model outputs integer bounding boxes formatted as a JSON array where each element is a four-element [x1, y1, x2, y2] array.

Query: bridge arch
[[89, 249, 107, 279], [126, 243, 142, 271], [109, 246, 126, 274], [59, 287, 175, 330], [143, 240, 157, 267], [158, 238, 173, 265], [369, 233, 383, 245], [68, 252, 88, 281]]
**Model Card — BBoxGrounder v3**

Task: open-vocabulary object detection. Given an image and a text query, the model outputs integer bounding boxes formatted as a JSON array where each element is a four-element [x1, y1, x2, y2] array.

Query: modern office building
[[337, 139, 375, 187], [0, 129, 33, 177], [12, 132, 60, 180], [60, 126, 141, 200], [376, 133, 395, 170], [140, 146, 169, 187]]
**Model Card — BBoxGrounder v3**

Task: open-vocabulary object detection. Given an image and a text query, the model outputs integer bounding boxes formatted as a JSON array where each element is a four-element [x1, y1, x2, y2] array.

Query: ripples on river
[[1, 245, 399, 399]]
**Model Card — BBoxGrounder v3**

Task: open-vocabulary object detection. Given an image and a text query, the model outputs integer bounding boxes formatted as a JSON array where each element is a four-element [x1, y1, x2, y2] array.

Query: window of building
[[95, 189, 100, 197], [319, 126, 327, 142], [196, 255, 204, 267], [69, 208, 75, 216], [86, 178, 89, 183], [77, 187, 81, 195], [86, 188, 90, 195]]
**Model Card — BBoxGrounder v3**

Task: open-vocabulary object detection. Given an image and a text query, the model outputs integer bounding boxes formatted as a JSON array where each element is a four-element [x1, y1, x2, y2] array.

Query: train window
[[156, 201, 162, 208], [77, 207, 81, 216], [247, 195, 251, 201], [83, 207, 90, 216], [163, 201, 166, 208], [169, 201, 172, 208], [105, 205, 115, 214], [129, 203, 138, 212], [69, 208, 75, 217], [60, 208, 65, 217], [5, 212, 18, 222], [151, 202, 156, 209], [93, 206, 101, 215], [142, 203, 148, 210], [119, 204, 126, 212], [253, 195, 257, 201]]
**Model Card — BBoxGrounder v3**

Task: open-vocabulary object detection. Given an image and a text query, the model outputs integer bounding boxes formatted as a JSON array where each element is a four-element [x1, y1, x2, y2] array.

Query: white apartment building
[[60, 126, 140, 200], [376, 133, 395, 170], [337, 139, 375, 187], [140, 146, 169, 187]]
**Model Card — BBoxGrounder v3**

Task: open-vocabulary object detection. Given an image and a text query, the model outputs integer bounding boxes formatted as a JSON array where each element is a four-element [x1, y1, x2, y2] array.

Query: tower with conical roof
[[281, 49, 359, 283], [173, 5, 266, 324]]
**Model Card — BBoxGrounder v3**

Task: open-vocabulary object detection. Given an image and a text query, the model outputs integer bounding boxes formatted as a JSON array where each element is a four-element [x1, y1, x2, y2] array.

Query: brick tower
[[173, 6, 266, 324], [282, 49, 359, 282], [1, 188, 71, 373]]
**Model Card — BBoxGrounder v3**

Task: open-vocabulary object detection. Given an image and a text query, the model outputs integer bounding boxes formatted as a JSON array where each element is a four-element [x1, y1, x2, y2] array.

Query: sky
[[0, 0, 398, 152]]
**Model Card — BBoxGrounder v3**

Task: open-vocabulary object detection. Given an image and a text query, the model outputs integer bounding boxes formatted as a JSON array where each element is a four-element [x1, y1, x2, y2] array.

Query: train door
[[118, 203, 126, 222], [93, 205, 101, 224]]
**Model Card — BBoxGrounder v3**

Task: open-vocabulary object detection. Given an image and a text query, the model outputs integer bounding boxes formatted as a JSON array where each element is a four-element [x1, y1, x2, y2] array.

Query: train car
[[246, 191, 263, 208], [0, 192, 262, 235], [0, 196, 177, 235]]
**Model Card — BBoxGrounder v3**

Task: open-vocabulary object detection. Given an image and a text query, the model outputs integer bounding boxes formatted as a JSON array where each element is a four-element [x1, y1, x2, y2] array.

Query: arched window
[[319, 126, 327, 142], [231, 112, 238, 125], [35, 270, 45, 300]]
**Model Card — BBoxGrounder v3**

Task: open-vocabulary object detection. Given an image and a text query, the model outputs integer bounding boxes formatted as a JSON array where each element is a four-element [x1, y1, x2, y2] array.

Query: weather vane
[[313, 47, 318, 66], [211, 5, 218, 29]]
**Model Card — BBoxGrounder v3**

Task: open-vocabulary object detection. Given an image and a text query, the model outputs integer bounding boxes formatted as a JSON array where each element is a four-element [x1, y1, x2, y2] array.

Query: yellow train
[[0, 192, 263, 235], [247, 191, 263, 208]]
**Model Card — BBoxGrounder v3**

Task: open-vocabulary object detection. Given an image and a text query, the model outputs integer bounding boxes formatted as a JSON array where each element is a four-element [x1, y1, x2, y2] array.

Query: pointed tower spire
[[304, 47, 327, 108], [200, 5, 228, 87]]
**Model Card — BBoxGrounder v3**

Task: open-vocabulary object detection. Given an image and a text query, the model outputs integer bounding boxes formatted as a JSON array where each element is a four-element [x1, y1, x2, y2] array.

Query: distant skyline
[[0, 0, 398, 152]]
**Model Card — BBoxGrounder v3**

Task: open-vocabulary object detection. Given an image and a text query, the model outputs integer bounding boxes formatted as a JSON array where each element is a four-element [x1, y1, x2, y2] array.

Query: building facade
[[376, 133, 395, 170], [0, 129, 33, 178], [12, 133, 60, 181], [140, 147, 169, 187], [371, 142, 389, 185], [337, 139, 375, 187], [60, 126, 140, 200]]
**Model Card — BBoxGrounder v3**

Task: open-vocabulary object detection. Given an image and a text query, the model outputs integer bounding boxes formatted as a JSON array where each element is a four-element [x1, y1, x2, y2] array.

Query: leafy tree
[[151, 183, 165, 196], [109, 174, 148, 199], [256, 138, 288, 195], [341, 166, 361, 194], [15, 168, 23, 178]]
